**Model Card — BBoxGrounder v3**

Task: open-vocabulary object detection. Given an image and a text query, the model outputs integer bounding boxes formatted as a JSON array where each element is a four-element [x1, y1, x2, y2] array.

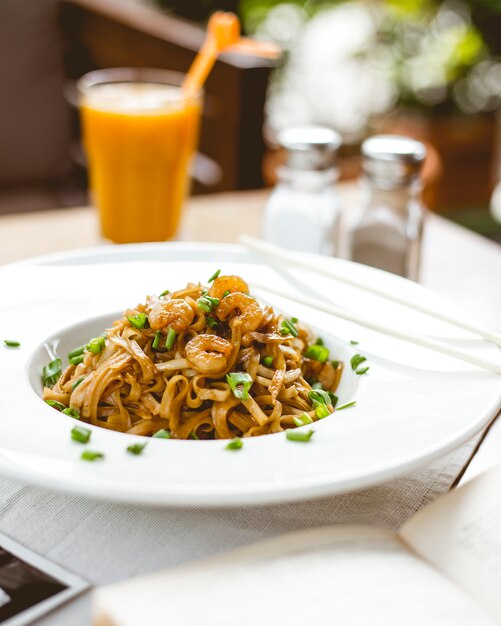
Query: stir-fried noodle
[[43, 274, 343, 439]]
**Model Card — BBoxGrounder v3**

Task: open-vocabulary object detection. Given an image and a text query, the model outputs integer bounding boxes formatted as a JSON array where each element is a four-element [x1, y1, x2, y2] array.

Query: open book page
[[400, 463, 501, 622], [94, 525, 494, 626]]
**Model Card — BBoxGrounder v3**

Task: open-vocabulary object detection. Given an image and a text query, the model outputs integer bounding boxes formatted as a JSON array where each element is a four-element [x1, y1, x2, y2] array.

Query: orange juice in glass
[[78, 69, 202, 244]]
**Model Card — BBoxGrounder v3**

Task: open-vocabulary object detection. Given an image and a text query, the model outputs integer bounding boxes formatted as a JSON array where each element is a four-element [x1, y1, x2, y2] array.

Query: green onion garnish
[[350, 340, 359, 345], [226, 372, 253, 401], [206, 316, 218, 328], [63, 407, 80, 419], [165, 327, 176, 350], [337, 401, 357, 411], [127, 313, 148, 329], [308, 389, 331, 407], [293, 413, 313, 427], [45, 399, 66, 411], [81, 450, 104, 462], [222, 290, 230, 298], [189, 431, 200, 440], [69, 354, 84, 366], [71, 426, 91, 444], [208, 269, 221, 282], [356, 366, 370, 376], [291, 317, 298, 323], [86, 336, 105, 354], [286, 429, 314, 442], [351, 354, 366, 370], [280, 319, 299, 337], [152, 331, 162, 350], [331, 360, 340, 369], [304, 344, 330, 363], [71, 377, 84, 391], [159, 289, 170, 297], [127, 442, 147, 455], [315, 337, 324, 346], [315, 404, 330, 419], [262, 356, 273, 368], [4, 340, 20, 347], [42, 358, 62, 388], [197, 295, 220, 313], [68, 345, 85, 360], [328, 392, 338, 408], [152, 429, 171, 439], [225, 438, 243, 450]]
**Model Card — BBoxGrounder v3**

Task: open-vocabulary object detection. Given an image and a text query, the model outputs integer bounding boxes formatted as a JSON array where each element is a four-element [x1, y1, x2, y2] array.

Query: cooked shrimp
[[208, 275, 249, 300], [215, 292, 263, 334], [148, 298, 194, 332], [185, 334, 233, 375]]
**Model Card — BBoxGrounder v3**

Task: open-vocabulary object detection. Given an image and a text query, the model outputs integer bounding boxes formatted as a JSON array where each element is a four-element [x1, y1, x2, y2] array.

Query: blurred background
[[1, 0, 501, 239]]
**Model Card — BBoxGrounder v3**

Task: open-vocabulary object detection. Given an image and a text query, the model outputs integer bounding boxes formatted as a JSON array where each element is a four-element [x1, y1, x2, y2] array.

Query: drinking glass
[[78, 68, 202, 244]]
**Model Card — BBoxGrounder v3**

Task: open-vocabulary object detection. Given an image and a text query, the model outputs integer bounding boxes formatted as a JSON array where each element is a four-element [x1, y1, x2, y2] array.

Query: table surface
[[0, 187, 500, 625]]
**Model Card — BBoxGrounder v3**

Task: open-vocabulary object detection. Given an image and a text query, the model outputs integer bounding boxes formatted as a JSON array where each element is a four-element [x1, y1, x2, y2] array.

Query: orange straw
[[182, 12, 280, 98]]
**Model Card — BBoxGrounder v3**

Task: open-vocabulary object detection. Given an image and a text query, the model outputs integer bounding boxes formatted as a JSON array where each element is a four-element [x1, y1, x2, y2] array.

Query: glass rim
[[77, 67, 203, 103]]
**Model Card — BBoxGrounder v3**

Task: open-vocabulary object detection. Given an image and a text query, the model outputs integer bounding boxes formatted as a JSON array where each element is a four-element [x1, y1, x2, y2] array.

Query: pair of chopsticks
[[240, 236, 501, 375]]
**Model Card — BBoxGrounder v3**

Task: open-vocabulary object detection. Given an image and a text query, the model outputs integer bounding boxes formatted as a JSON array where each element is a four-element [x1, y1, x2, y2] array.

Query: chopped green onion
[[286, 429, 314, 442], [159, 289, 170, 297], [262, 356, 273, 368], [315, 337, 324, 346], [4, 340, 20, 347], [69, 354, 84, 366], [42, 358, 62, 388], [328, 392, 338, 408], [152, 331, 162, 350], [45, 399, 66, 411], [197, 296, 214, 313], [68, 345, 85, 360], [351, 354, 366, 370], [226, 372, 253, 401], [86, 336, 105, 354], [308, 389, 331, 407], [337, 401, 357, 411], [291, 317, 298, 323], [304, 344, 330, 363], [206, 316, 218, 328], [81, 450, 104, 462], [152, 429, 171, 439], [222, 290, 230, 298], [350, 340, 359, 345], [165, 327, 176, 350], [189, 431, 200, 440], [331, 360, 340, 369], [356, 366, 370, 376], [293, 413, 313, 427], [208, 269, 221, 282], [280, 319, 299, 337], [127, 442, 147, 455], [315, 404, 331, 419], [63, 407, 80, 419], [225, 438, 243, 450], [71, 377, 84, 391], [127, 313, 148, 329], [71, 426, 91, 444]]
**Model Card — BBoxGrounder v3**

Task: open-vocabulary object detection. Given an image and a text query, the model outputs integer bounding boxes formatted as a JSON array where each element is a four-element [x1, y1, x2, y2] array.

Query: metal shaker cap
[[362, 135, 426, 188], [278, 125, 342, 172]]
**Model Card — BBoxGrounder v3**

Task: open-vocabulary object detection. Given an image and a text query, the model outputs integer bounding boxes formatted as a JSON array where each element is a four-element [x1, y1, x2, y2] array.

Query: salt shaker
[[346, 135, 427, 281], [262, 125, 342, 255]]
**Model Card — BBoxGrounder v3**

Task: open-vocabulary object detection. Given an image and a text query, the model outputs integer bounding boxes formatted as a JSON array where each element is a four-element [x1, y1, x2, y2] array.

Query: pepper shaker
[[346, 135, 427, 281]]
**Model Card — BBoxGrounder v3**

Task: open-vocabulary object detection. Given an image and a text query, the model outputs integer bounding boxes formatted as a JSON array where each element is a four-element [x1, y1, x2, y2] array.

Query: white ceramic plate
[[0, 242, 499, 507]]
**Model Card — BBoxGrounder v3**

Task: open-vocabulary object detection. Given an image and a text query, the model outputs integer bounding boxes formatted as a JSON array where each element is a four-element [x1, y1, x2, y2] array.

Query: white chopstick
[[240, 235, 501, 348], [249, 280, 501, 374]]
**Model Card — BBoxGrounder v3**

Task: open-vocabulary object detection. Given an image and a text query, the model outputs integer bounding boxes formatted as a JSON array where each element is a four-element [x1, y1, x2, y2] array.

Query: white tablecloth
[[0, 434, 481, 626]]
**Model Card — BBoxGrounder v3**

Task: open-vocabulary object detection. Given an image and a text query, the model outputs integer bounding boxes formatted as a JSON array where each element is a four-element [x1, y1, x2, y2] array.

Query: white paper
[[94, 525, 495, 626]]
